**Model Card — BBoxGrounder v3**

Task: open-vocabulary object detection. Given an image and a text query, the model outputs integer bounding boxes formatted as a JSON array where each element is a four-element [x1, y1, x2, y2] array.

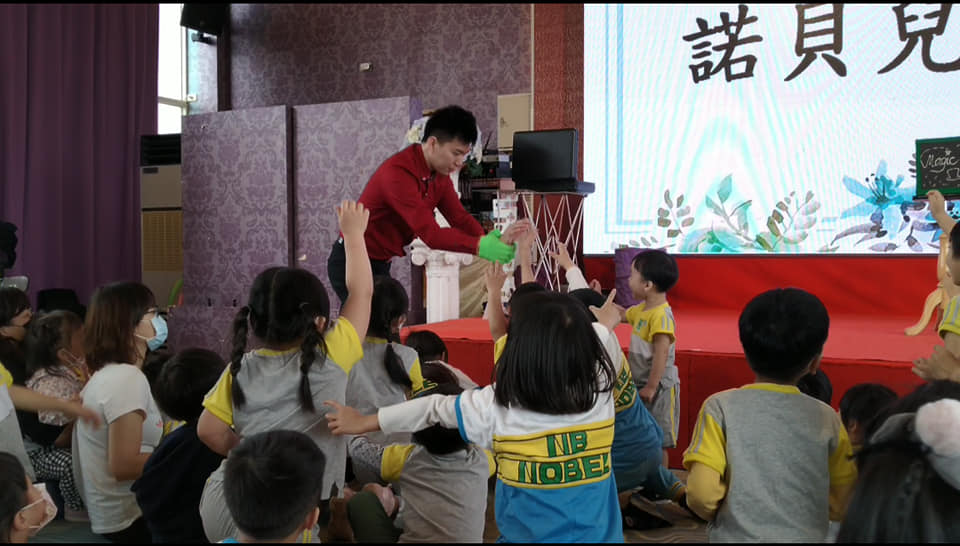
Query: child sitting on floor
[[326, 290, 627, 543], [221, 430, 326, 544], [403, 330, 477, 390], [684, 288, 858, 542], [338, 361, 494, 543], [131, 348, 226, 543]]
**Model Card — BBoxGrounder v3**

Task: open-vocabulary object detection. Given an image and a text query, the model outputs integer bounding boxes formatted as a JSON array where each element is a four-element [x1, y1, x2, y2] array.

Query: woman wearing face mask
[[1, 451, 58, 543], [23, 311, 90, 522], [74, 282, 166, 543]]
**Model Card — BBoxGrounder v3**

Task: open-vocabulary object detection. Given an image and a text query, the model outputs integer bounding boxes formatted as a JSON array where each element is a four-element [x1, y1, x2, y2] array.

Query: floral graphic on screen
[[627, 160, 951, 254], [648, 175, 820, 253], [831, 160, 938, 253]]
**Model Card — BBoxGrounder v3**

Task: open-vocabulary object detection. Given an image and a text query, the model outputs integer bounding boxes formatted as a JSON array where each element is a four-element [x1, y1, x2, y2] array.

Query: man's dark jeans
[[327, 238, 391, 305]]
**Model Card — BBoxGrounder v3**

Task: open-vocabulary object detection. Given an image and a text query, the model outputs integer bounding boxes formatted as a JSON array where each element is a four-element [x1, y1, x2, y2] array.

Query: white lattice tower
[[518, 191, 585, 291]]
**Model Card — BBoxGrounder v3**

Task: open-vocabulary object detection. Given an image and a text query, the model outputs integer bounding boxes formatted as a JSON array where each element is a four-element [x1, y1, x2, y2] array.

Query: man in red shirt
[[327, 105, 523, 304]]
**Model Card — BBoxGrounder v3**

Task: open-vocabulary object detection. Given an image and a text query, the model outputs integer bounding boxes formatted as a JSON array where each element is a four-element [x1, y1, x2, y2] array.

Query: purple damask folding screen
[[170, 98, 419, 353], [170, 106, 292, 353], [294, 96, 419, 310]]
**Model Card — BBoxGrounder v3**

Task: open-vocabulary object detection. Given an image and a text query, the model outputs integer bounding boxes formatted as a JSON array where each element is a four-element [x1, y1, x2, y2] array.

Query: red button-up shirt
[[357, 144, 485, 261]]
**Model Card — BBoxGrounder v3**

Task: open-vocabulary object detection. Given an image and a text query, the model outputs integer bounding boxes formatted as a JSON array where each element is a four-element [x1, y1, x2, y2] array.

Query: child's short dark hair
[[839, 383, 897, 430], [950, 222, 960, 258], [797, 369, 833, 405], [153, 348, 227, 422], [567, 288, 607, 322], [631, 250, 678, 293], [507, 282, 546, 313], [738, 288, 829, 383], [422, 105, 478, 146], [404, 330, 447, 362], [224, 430, 325, 541], [411, 362, 467, 455]]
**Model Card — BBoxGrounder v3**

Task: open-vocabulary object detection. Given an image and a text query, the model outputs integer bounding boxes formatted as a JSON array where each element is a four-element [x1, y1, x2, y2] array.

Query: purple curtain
[[0, 4, 158, 305]]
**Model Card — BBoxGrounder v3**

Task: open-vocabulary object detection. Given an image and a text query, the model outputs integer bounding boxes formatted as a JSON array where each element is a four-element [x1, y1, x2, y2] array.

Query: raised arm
[[928, 190, 957, 234], [516, 223, 537, 284], [337, 201, 374, 340], [484, 261, 509, 341]]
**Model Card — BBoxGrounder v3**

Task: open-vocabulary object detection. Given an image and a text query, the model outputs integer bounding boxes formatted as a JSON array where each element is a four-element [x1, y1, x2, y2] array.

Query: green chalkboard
[[915, 137, 960, 199]]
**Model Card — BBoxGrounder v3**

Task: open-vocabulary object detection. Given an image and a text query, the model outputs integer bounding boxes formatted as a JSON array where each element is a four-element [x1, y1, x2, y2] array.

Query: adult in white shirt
[[73, 282, 167, 543]]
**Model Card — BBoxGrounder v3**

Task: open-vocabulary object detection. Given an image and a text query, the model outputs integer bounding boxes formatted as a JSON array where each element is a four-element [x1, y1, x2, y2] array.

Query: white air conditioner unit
[[140, 134, 183, 309]]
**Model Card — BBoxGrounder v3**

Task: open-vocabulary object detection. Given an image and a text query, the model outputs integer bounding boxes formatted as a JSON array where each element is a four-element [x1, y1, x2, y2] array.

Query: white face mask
[[19, 482, 58, 536]]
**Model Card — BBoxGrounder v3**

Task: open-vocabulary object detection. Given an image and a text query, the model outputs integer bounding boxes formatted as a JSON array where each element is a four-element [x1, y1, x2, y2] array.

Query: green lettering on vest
[[564, 459, 583, 481], [583, 454, 603, 479], [539, 462, 563, 484]]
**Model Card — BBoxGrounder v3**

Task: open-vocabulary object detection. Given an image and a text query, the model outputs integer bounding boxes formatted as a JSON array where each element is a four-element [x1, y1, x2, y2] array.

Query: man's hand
[[913, 344, 960, 382], [589, 289, 620, 331], [549, 243, 575, 271], [500, 219, 534, 245], [337, 200, 370, 238], [477, 231, 516, 264]]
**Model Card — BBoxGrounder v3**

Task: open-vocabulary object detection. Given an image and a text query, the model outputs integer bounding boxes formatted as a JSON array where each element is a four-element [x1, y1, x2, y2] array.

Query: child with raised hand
[[684, 288, 858, 542], [913, 189, 960, 382], [550, 242, 603, 293], [483, 262, 545, 356], [404, 330, 477, 390], [345, 276, 425, 448], [340, 361, 495, 543], [326, 290, 627, 543], [566, 289, 688, 527], [197, 200, 373, 542], [221, 430, 327, 544]]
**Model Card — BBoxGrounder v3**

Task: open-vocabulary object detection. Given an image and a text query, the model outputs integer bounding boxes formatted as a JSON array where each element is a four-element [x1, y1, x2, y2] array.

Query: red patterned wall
[[533, 4, 583, 181]]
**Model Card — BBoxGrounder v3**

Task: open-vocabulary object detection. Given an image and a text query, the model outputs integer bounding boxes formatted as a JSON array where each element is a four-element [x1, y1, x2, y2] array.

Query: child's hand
[[500, 219, 533, 245], [484, 261, 508, 295], [516, 222, 537, 250], [638, 384, 657, 405], [337, 200, 370, 238], [913, 344, 960, 382], [549, 243, 575, 271], [928, 190, 948, 217], [589, 289, 620, 331], [323, 400, 378, 435], [589, 279, 603, 293], [67, 402, 101, 428]]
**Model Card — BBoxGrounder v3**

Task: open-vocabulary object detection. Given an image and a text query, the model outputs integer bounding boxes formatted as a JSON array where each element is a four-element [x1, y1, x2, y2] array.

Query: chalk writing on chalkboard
[[915, 137, 960, 199]]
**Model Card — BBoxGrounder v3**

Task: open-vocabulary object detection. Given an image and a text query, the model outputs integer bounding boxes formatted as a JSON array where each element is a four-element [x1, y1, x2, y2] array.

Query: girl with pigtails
[[345, 276, 426, 449], [195, 201, 373, 543]]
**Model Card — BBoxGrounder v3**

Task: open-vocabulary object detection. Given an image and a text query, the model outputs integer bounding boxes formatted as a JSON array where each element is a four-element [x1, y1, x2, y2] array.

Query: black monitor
[[512, 129, 578, 190]]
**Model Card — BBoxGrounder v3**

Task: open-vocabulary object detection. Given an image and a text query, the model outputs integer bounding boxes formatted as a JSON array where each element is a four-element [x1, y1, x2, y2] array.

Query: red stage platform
[[403, 312, 933, 467]]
